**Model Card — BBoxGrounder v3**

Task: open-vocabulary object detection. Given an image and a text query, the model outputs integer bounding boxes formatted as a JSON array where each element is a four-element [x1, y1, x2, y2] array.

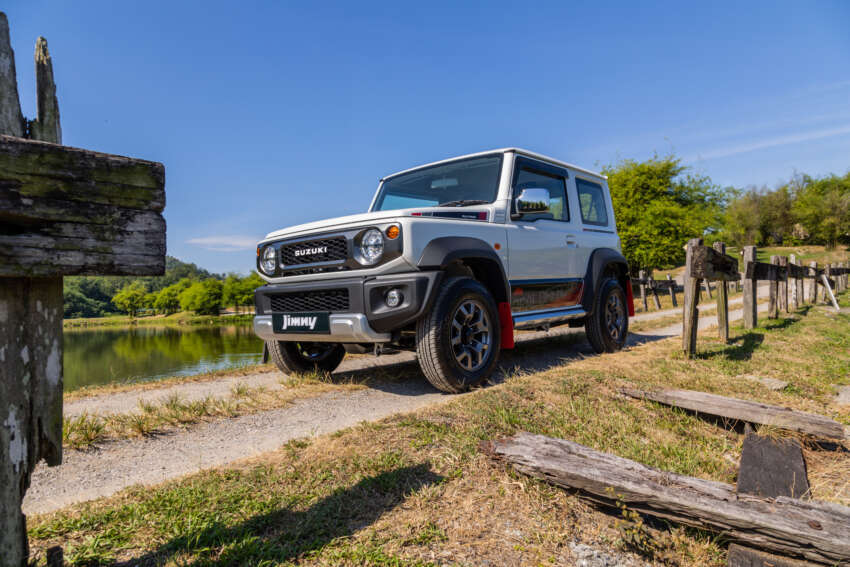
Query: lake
[[63, 324, 265, 392]]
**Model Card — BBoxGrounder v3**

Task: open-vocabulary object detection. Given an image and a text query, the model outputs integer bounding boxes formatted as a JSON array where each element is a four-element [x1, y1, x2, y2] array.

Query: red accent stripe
[[498, 302, 514, 349], [625, 279, 636, 317], [410, 212, 422, 216]]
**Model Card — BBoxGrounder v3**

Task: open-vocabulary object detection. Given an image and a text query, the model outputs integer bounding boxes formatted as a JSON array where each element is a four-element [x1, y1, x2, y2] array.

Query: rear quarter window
[[576, 179, 609, 226]]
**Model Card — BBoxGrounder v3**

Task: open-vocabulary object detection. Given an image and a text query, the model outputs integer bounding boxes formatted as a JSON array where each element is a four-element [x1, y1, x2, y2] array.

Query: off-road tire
[[585, 277, 629, 353], [416, 277, 501, 393], [267, 341, 346, 374]]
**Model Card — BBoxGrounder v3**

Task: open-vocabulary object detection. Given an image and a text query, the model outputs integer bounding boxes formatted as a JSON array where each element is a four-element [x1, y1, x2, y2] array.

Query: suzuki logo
[[294, 246, 327, 257], [280, 314, 318, 330]]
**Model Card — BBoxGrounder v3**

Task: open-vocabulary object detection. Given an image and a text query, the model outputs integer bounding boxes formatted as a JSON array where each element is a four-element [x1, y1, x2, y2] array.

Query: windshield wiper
[[436, 199, 489, 207]]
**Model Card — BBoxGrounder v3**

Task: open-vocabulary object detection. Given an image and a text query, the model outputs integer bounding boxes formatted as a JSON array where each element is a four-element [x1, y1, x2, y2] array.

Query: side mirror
[[515, 188, 550, 215]]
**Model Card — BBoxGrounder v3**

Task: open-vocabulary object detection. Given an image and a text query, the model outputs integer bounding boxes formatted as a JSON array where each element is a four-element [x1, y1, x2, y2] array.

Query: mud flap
[[262, 342, 269, 364], [625, 281, 636, 317], [498, 302, 515, 349]]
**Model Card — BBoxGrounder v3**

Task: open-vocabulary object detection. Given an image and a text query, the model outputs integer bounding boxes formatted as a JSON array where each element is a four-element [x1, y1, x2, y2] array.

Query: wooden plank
[[690, 245, 740, 281], [728, 544, 819, 567], [620, 388, 847, 440], [0, 135, 166, 277], [683, 238, 702, 358], [746, 261, 788, 281], [737, 430, 809, 499], [491, 433, 850, 565], [743, 246, 757, 329], [715, 242, 729, 343], [778, 256, 789, 313]]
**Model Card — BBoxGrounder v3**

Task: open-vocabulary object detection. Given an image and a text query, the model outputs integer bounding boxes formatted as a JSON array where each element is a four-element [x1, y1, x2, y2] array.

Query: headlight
[[358, 228, 384, 265], [260, 246, 276, 274]]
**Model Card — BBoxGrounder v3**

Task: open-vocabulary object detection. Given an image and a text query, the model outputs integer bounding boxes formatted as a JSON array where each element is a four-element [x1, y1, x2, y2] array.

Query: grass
[[63, 311, 254, 329], [31, 290, 850, 566]]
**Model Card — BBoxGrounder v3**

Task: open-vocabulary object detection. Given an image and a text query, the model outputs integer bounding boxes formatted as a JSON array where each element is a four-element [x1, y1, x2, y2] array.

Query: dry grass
[[36, 292, 850, 565]]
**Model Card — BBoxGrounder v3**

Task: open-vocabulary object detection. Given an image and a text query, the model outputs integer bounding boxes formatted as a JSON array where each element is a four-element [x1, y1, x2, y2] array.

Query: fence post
[[683, 238, 702, 358], [768, 255, 779, 318], [789, 254, 799, 310], [823, 265, 840, 311], [650, 277, 661, 310], [714, 242, 729, 343], [639, 270, 648, 312], [666, 274, 678, 307], [743, 246, 758, 329], [840, 261, 847, 292], [703, 278, 712, 299], [778, 256, 789, 313], [808, 261, 818, 304]]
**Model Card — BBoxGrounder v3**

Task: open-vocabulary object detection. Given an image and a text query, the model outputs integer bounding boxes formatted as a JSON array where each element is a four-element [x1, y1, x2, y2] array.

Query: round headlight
[[260, 246, 276, 275], [359, 228, 384, 265]]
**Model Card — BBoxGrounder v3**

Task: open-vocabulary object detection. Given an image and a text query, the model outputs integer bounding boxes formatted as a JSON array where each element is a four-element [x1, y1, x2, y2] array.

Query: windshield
[[373, 155, 502, 211]]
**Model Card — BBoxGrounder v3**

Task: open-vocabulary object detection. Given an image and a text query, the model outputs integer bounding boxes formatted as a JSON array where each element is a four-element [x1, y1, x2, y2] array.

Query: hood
[[261, 210, 405, 242]]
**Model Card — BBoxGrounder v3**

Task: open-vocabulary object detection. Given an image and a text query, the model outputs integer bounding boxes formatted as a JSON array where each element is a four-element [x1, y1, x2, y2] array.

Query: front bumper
[[253, 313, 391, 343], [253, 271, 442, 343]]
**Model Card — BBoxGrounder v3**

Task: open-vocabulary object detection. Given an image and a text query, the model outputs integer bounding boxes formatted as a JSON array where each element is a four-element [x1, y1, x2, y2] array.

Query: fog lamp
[[385, 288, 403, 308]]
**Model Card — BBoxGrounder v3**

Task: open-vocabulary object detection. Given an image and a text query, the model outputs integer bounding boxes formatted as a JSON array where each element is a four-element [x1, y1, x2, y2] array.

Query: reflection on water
[[63, 324, 264, 391]]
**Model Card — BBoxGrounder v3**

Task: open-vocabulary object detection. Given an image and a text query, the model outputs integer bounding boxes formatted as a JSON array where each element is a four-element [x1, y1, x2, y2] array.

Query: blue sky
[[6, 1, 850, 274]]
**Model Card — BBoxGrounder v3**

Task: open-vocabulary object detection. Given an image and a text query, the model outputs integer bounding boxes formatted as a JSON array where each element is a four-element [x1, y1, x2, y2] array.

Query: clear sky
[[6, 1, 850, 274]]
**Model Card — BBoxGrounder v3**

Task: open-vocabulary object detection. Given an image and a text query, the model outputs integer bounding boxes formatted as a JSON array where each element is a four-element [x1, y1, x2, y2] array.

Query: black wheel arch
[[417, 237, 509, 304], [581, 248, 630, 314]]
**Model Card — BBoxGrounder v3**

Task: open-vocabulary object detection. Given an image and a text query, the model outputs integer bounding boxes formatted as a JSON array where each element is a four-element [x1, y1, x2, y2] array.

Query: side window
[[513, 168, 569, 222], [576, 179, 609, 226]]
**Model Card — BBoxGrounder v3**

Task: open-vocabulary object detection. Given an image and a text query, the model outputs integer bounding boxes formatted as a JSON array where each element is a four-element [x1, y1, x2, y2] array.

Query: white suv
[[254, 148, 633, 393]]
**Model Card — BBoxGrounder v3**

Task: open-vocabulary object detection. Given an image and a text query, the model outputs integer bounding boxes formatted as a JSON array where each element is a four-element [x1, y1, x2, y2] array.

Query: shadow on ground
[[117, 463, 443, 567]]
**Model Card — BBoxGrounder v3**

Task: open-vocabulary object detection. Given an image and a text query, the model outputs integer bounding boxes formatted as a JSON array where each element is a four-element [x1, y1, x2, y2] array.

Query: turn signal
[[386, 225, 400, 239]]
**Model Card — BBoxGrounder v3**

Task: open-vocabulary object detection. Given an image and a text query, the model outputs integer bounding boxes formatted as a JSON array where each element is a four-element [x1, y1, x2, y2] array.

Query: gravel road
[[27, 290, 771, 515]]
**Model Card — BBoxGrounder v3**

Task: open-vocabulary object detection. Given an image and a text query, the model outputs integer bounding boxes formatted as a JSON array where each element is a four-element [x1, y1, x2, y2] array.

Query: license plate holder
[[272, 312, 330, 334]]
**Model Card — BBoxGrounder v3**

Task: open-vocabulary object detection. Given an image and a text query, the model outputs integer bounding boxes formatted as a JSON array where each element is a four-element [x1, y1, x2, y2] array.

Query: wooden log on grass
[[619, 387, 847, 440], [743, 246, 757, 329], [491, 432, 850, 565]]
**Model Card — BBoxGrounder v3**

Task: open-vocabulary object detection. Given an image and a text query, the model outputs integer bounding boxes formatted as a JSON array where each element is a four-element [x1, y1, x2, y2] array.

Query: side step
[[512, 306, 586, 331]]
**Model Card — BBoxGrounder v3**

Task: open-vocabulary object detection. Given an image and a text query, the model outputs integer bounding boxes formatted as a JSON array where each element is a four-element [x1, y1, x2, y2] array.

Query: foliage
[[792, 172, 850, 248], [603, 155, 724, 273], [179, 279, 224, 315], [111, 282, 148, 317], [153, 279, 192, 314]]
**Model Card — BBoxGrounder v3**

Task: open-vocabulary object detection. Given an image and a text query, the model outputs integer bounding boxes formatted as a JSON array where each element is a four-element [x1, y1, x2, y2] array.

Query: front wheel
[[267, 341, 345, 375], [416, 277, 501, 393], [585, 278, 629, 353]]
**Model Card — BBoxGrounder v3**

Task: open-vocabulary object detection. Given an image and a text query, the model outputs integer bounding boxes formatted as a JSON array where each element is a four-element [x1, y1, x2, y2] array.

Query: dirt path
[[28, 294, 772, 515]]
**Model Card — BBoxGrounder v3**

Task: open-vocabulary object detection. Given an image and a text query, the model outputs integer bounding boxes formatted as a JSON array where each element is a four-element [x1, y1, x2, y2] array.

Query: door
[[506, 157, 584, 313]]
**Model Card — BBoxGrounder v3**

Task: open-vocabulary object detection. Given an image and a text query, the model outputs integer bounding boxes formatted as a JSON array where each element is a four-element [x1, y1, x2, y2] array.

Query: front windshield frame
[[371, 153, 504, 212]]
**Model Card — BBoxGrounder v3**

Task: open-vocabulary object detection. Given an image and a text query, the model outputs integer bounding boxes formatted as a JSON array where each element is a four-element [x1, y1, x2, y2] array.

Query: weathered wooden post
[[789, 254, 799, 310], [0, 13, 166, 566], [768, 255, 779, 319], [778, 256, 789, 314], [638, 270, 648, 312], [682, 238, 702, 358], [808, 261, 818, 304], [742, 246, 757, 329], [649, 276, 661, 310], [666, 273, 678, 307], [703, 278, 712, 299], [714, 242, 729, 343]]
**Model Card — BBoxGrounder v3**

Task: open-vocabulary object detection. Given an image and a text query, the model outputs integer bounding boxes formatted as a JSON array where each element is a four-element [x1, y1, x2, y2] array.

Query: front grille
[[269, 289, 350, 312], [280, 237, 347, 266]]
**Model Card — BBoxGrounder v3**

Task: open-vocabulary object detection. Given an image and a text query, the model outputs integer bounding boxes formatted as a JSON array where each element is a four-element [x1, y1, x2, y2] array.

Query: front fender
[[581, 248, 630, 314]]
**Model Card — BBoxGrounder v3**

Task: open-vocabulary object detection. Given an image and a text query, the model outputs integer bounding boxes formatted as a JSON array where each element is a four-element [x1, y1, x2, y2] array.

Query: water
[[63, 324, 264, 392]]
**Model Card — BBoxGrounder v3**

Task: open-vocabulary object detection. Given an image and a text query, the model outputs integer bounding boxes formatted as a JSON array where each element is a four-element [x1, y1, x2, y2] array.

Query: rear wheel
[[267, 341, 345, 374], [585, 277, 629, 353], [416, 277, 501, 393]]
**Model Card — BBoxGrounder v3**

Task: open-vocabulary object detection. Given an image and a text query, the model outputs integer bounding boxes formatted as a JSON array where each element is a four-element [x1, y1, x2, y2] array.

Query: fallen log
[[620, 388, 847, 441], [491, 433, 850, 565]]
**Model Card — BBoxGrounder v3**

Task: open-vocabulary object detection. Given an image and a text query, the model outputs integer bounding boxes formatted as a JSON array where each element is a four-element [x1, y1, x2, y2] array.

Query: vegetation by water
[[63, 324, 264, 391]]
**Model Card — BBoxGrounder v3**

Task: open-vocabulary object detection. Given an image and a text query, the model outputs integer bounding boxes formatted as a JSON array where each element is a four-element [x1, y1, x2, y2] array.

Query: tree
[[603, 155, 724, 274], [238, 273, 264, 312], [222, 274, 242, 313], [112, 281, 148, 317], [153, 282, 185, 315], [178, 279, 223, 315], [792, 172, 850, 248]]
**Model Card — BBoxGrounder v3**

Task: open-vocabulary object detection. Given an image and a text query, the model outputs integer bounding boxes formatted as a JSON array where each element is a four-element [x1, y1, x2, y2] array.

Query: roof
[[381, 147, 607, 181]]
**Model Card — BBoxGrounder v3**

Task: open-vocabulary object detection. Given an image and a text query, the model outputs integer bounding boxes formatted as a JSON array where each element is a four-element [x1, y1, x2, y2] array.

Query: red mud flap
[[498, 302, 515, 349], [625, 281, 636, 317]]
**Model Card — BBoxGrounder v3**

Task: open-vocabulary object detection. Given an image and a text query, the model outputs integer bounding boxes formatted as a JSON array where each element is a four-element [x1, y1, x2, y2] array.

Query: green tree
[[112, 281, 148, 318], [222, 274, 242, 313], [178, 279, 223, 315], [238, 273, 264, 312], [603, 155, 724, 273], [792, 172, 850, 248]]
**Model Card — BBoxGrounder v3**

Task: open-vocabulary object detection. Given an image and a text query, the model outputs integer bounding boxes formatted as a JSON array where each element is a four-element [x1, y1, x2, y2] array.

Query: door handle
[[565, 234, 578, 248]]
